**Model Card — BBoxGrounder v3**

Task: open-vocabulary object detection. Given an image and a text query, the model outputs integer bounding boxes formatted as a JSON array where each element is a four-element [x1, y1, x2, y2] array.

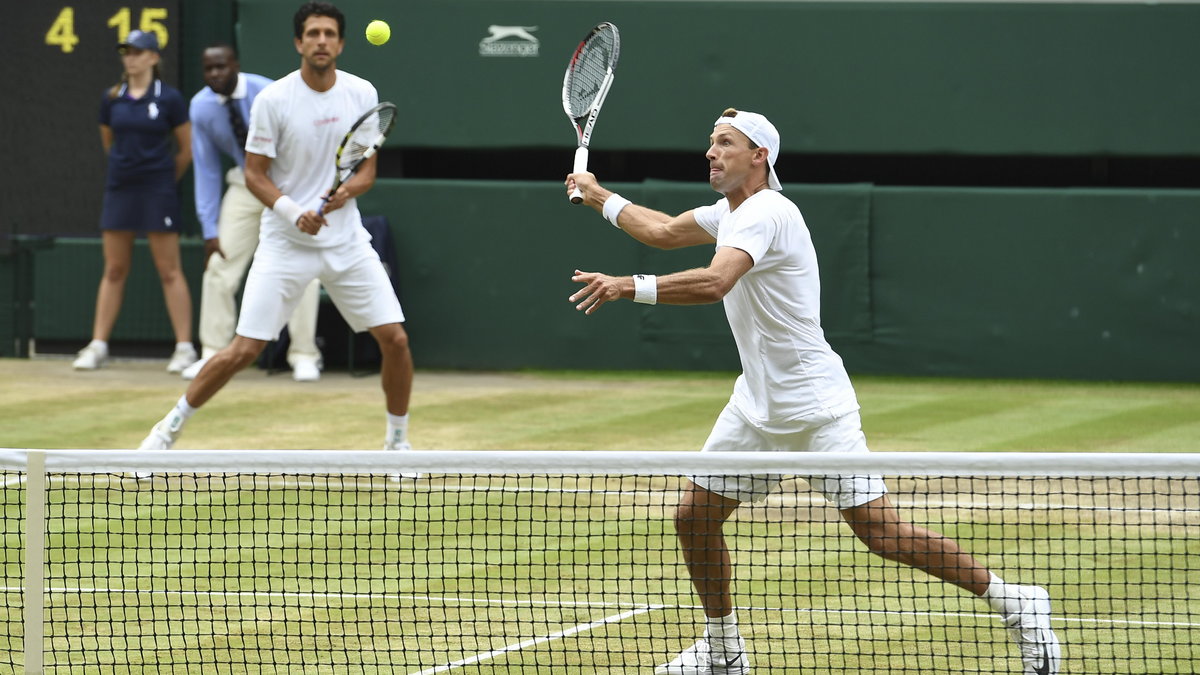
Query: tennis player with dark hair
[[75, 29, 197, 374], [566, 108, 1061, 675], [187, 43, 323, 382], [140, 2, 415, 466]]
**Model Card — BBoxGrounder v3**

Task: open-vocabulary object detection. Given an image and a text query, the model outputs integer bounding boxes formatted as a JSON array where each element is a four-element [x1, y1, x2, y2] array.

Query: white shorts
[[692, 405, 887, 510], [236, 238, 404, 340]]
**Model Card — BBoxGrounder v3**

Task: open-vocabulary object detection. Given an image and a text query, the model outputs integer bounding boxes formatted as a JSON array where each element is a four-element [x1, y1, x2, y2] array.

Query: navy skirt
[[100, 183, 181, 233]]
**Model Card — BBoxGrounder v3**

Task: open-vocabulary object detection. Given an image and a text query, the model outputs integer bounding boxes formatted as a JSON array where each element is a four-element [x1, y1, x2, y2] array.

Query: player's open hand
[[570, 269, 625, 315]]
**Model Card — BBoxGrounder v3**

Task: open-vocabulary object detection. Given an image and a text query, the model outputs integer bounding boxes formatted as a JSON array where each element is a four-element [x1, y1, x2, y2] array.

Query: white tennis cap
[[714, 110, 782, 191]]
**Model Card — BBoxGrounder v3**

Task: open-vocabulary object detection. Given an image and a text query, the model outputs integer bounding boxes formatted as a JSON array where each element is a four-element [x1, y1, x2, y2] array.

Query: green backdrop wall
[[235, 0, 1200, 156], [22, 180, 1200, 382]]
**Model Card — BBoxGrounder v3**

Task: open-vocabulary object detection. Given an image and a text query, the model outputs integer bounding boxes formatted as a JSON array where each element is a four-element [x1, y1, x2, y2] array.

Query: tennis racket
[[562, 22, 620, 204], [317, 101, 397, 216]]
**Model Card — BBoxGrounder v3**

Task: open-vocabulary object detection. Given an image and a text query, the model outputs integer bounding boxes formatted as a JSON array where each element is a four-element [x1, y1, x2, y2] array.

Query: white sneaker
[[139, 412, 185, 451], [181, 356, 208, 380], [133, 412, 185, 479], [656, 635, 749, 675], [1003, 585, 1062, 675], [72, 344, 108, 370], [291, 357, 321, 382], [384, 440, 420, 480], [166, 344, 198, 374]]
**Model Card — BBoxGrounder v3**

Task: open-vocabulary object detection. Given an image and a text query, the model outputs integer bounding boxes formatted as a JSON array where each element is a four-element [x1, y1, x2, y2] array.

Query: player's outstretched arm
[[570, 246, 753, 315], [566, 171, 714, 250]]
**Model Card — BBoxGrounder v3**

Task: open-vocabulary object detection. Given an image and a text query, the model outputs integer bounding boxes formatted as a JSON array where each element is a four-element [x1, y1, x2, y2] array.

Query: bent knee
[[226, 338, 267, 366], [376, 326, 410, 353]]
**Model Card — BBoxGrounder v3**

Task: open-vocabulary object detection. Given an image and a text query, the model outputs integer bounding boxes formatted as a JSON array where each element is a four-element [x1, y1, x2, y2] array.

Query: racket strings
[[337, 107, 397, 170], [566, 31, 617, 117]]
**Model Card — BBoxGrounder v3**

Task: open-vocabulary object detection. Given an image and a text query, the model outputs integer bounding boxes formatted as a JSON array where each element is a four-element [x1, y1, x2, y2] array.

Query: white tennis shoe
[[139, 412, 184, 451], [384, 439, 420, 481], [655, 634, 750, 675], [72, 343, 108, 370], [291, 357, 322, 382], [132, 412, 185, 479], [166, 344, 198, 374], [1003, 585, 1062, 675]]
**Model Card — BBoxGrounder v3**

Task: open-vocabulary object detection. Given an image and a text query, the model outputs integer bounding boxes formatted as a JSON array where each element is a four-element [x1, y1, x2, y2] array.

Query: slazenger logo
[[479, 25, 539, 57]]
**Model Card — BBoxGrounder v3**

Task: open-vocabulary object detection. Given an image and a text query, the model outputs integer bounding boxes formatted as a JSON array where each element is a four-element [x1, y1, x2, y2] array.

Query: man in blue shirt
[[187, 43, 322, 381]]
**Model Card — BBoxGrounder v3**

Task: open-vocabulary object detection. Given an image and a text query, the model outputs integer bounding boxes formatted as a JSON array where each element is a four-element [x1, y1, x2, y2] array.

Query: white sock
[[983, 573, 1023, 616], [386, 413, 409, 445], [175, 341, 195, 352], [160, 395, 197, 434], [706, 612, 741, 650], [88, 339, 109, 355], [174, 395, 198, 420]]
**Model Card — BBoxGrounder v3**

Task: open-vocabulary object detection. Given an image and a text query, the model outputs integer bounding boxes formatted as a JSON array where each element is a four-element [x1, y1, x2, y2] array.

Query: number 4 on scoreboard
[[44, 6, 171, 54], [45, 8, 80, 54]]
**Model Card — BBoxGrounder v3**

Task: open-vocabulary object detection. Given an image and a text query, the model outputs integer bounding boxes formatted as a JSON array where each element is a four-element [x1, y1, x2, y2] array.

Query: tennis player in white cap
[[566, 108, 1060, 675]]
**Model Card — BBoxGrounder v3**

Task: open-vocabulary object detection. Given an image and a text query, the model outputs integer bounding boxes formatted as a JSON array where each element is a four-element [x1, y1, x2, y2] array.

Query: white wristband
[[602, 193, 632, 229], [272, 195, 305, 225], [632, 274, 657, 305]]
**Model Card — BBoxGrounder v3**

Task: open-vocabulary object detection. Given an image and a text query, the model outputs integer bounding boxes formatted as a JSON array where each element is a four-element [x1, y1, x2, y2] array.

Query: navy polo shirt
[[98, 80, 188, 190]]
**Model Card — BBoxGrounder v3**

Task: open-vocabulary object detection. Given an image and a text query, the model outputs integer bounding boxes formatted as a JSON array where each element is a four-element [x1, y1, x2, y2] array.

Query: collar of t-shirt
[[117, 79, 162, 101]]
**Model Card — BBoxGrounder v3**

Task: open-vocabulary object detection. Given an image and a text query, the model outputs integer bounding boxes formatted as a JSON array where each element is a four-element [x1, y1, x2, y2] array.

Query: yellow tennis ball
[[365, 20, 390, 46]]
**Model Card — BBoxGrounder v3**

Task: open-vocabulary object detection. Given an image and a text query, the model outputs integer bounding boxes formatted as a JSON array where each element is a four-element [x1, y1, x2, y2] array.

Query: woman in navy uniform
[[74, 29, 198, 373]]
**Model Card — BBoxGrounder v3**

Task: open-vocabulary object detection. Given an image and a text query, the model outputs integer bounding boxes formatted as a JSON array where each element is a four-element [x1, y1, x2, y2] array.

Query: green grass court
[[2, 359, 1199, 672]]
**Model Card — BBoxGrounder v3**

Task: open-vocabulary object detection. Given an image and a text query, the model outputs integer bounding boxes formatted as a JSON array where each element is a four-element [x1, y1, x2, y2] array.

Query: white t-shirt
[[245, 69, 376, 249], [693, 190, 860, 431]]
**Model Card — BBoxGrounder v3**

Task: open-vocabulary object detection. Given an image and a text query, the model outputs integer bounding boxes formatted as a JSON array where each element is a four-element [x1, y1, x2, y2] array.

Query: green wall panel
[[843, 188, 1200, 381], [236, 0, 1200, 155], [34, 239, 205, 343], [358, 179, 871, 371], [20, 181, 1199, 381]]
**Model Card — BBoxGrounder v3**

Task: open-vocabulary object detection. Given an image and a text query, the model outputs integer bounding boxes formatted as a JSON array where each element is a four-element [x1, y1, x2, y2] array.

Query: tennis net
[[1, 449, 1198, 674]]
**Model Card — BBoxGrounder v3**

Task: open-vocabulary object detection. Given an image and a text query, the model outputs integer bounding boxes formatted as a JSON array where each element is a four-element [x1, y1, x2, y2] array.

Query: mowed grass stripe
[[864, 394, 1195, 453], [981, 400, 1200, 452], [417, 389, 724, 450]]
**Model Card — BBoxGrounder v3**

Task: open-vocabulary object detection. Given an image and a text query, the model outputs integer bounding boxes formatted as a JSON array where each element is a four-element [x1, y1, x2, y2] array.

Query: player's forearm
[[339, 172, 375, 201], [647, 267, 733, 305], [609, 203, 682, 249], [244, 171, 282, 210]]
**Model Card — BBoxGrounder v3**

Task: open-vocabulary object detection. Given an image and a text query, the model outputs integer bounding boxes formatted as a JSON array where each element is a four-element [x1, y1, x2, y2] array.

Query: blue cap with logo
[[118, 30, 160, 53]]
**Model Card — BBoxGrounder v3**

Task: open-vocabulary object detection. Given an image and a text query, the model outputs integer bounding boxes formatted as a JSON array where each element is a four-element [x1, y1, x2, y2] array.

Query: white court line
[[407, 604, 662, 675], [2, 585, 1197, 629]]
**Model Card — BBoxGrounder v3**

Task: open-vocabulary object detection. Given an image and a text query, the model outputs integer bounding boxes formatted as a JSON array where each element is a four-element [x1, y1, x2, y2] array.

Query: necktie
[[227, 99, 248, 151]]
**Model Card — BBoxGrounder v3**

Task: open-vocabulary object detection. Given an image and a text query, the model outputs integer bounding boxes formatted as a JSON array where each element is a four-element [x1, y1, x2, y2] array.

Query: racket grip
[[569, 146, 588, 204]]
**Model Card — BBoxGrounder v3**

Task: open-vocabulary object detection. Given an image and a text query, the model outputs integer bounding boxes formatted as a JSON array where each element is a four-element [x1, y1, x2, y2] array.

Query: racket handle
[[569, 146, 588, 204], [316, 195, 329, 217]]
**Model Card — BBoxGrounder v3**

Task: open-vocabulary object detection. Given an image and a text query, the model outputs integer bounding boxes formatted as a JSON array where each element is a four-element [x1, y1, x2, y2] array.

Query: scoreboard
[[6, 2, 180, 238]]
